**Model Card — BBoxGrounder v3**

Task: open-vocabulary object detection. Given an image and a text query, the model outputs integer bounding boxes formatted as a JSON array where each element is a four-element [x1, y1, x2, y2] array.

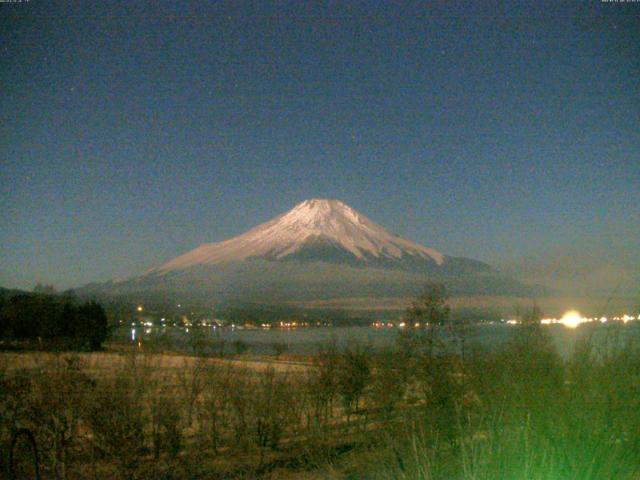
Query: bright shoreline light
[[502, 310, 640, 329], [560, 310, 584, 329]]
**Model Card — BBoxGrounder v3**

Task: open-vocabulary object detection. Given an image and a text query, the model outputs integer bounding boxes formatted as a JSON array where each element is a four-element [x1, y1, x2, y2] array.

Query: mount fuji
[[156, 199, 447, 272], [86, 199, 535, 301]]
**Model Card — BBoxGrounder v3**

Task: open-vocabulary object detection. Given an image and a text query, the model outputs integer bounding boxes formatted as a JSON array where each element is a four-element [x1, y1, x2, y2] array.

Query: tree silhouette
[[403, 283, 451, 357]]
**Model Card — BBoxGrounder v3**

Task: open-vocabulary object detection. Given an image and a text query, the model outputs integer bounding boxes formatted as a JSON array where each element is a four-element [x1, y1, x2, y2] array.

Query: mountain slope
[[86, 199, 536, 300], [153, 199, 445, 273]]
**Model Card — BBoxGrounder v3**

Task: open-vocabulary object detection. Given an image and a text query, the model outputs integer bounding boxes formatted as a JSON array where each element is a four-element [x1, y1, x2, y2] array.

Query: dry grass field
[[1, 350, 312, 376], [2, 319, 640, 479]]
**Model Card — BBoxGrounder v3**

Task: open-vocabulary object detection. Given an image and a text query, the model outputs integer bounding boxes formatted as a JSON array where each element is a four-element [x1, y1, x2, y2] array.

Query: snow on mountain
[[153, 199, 445, 274], [83, 199, 541, 300]]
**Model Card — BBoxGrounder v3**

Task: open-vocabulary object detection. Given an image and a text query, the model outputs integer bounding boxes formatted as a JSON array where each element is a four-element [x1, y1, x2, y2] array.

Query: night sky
[[1, 1, 639, 291]]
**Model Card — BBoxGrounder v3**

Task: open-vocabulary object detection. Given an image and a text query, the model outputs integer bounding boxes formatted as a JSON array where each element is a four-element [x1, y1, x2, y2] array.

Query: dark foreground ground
[[2, 321, 640, 479]]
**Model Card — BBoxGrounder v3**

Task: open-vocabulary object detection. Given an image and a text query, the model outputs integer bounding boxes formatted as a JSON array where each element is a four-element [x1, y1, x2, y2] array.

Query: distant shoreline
[[285, 295, 638, 316]]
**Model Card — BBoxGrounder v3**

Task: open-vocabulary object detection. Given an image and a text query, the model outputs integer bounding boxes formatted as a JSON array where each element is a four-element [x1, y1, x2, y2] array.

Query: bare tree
[[177, 357, 206, 427], [404, 283, 451, 358], [85, 365, 148, 474], [202, 363, 233, 452], [150, 375, 182, 460], [336, 345, 371, 421], [304, 347, 338, 434], [250, 367, 295, 465], [369, 348, 406, 418], [29, 355, 91, 480]]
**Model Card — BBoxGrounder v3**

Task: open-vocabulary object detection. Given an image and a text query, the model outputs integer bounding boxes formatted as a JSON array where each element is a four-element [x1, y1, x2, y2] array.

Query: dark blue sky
[[1, 1, 639, 290]]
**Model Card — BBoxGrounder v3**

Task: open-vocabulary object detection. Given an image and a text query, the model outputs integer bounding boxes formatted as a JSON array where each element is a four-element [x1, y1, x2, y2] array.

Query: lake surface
[[113, 322, 640, 357]]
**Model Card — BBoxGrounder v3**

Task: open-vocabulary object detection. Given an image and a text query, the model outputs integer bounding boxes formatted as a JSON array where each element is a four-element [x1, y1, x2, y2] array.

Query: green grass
[[353, 325, 640, 480]]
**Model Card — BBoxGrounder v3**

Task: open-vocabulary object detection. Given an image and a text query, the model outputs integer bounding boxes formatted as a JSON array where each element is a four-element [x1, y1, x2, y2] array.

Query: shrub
[[336, 345, 371, 415], [84, 355, 149, 473], [232, 339, 249, 355]]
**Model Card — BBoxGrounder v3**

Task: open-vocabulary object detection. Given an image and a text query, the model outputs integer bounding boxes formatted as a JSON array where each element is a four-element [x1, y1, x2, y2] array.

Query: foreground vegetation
[[1, 321, 639, 479], [1, 284, 639, 479]]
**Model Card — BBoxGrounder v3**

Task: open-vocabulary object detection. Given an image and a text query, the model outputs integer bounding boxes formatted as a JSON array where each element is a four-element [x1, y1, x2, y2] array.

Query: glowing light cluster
[[373, 312, 639, 330], [560, 310, 584, 329], [507, 311, 639, 329]]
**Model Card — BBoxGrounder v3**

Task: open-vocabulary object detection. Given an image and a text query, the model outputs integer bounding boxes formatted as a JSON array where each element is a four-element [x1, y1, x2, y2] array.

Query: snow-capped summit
[[84, 199, 536, 301], [153, 199, 444, 273]]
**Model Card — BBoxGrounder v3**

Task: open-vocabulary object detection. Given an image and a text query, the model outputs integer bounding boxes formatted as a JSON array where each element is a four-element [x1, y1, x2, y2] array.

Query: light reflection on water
[[114, 322, 640, 357]]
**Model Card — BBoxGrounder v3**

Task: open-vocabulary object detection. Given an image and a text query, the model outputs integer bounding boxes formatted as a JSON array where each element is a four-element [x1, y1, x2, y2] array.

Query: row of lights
[[372, 321, 424, 328], [505, 310, 640, 329], [373, 311, 640, 330]]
